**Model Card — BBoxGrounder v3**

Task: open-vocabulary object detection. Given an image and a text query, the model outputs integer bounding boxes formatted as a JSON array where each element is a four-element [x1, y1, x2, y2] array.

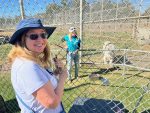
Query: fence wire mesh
[[0, 0, 150, 113]]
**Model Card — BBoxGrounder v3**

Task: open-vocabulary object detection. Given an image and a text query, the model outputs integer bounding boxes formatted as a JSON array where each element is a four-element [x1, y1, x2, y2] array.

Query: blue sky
[[0, 0, 61, 17], [0, 0, 150, 18]]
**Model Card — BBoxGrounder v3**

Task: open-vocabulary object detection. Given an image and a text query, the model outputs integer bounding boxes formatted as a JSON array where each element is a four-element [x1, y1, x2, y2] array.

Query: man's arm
[[61, 37, 65, 42], [61, 35, 67, 42], [77, 39, 81, 49]]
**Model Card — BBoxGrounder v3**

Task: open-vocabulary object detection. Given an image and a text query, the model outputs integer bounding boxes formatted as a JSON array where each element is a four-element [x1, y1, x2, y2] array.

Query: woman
[[8, 18, 67, 113], [61, 27, 81, 82]]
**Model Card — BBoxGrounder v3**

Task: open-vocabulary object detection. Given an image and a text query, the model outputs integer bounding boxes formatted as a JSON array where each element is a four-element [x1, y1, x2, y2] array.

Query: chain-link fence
[[0, 0, 150, 113]]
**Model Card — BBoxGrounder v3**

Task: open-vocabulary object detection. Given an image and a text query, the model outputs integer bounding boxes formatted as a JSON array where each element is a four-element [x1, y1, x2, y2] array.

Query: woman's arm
[[33, 81, 60, 108], [33, 59, 67, 109]]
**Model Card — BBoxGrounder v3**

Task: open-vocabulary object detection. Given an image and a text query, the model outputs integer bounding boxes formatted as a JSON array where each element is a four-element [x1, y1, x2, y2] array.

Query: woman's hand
[[53, 55, 63, 75], [73, 49, 78, 55], [53, 56, 67, 79]]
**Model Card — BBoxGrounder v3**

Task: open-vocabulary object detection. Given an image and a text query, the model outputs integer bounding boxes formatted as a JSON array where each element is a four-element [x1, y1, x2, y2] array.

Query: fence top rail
[[80, 49, 150, 53]]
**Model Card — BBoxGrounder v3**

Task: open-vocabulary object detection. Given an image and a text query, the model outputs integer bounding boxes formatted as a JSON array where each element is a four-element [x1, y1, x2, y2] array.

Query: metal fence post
[[122, 49, 127, 76], [79, 0, 83, 66], [19, 0, 25, 20]]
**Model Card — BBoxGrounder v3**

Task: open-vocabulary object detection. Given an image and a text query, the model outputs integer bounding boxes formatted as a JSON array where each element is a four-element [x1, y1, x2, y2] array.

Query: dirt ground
[[142, 45, 150, 51]]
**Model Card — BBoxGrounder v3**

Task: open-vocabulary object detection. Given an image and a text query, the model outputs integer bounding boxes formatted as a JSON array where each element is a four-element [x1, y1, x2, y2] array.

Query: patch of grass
[[0, 62, 149, 113], [0, 72, 20, 113], [0, 31, 149, 113], [62, 64, 150, 113]]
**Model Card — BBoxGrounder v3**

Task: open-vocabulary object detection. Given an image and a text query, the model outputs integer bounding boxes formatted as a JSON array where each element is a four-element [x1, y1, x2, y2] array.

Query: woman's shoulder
[[14, 57, 35, 64], [13, 57, 38, 69]]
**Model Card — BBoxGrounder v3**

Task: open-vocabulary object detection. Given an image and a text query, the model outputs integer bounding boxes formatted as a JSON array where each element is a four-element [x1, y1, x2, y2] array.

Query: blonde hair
[[8, 35, 52, 68], [68, 31, 78, 38], [69, 33, 72, 38]]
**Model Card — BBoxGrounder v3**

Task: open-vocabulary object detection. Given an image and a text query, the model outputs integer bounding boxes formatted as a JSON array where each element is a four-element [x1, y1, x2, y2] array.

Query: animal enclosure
[[0, 0, 150, 113]]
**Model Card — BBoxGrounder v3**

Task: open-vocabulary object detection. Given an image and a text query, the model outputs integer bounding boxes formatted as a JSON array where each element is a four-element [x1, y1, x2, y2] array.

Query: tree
[[117, 0, 138, 17], [61, 0, 68, 7], [68, 0, 88, 8], [46, 3, 61, 15], [142, 6, 150, 16]]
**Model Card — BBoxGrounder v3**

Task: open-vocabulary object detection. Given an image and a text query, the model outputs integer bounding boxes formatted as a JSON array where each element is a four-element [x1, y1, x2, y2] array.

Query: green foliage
[[61, 0, 68, 7], [142, 6, 150, 16], [46, 3, 61, 15]]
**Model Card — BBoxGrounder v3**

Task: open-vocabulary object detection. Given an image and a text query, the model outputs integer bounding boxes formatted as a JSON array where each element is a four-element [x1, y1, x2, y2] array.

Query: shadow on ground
[[69, 97, 129, 113], [91, 66, 121, 75], [141, 109, 150, 113], [0, 99, 20, 113]]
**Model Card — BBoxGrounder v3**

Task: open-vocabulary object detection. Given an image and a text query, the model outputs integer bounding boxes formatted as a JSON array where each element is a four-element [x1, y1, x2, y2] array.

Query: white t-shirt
[[11, 57, 63, 113]]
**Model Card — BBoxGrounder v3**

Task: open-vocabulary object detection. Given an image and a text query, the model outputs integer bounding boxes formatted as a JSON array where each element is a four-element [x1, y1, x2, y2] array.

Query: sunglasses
[[26, 33, 48, 40]]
